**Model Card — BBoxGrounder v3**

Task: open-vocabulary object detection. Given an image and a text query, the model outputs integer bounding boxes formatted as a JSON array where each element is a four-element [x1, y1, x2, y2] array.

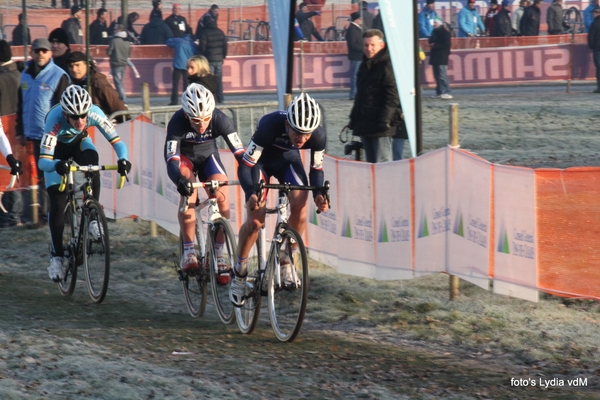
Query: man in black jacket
[[588, 7, 600, 92], [140, 15, 174, 44], [296, 2, 324, 41], [165, 3, 193, 38], [346, 11, 362, 100], [48, 28, 71, 73], [348, 29, 401, 163], [198, 18, 228, 103], [520, 0, 542, 36], [429, 17, 452, 99], [11, 14, 31, 46], [89, 8, 110, 45]]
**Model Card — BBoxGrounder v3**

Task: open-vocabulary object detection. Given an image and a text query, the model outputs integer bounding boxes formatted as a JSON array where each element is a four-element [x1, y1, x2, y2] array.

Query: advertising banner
[[447, 149, 491, 290], [493, 164, 538, 302]]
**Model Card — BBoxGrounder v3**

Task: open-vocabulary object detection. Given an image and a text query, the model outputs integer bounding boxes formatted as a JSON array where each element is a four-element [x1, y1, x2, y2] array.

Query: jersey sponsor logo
[[100, 118, 115, 133], [227, 132, 243, 149], [313, 150, 324, 169], [166, 140, 178, 157], [41, 133, 57, 151]]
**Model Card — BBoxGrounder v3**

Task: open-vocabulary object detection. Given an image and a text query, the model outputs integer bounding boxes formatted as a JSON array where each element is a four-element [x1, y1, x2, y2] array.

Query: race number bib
[[41, 133, 57, 152], [312, 150, 324, 170], [166, 140, 178, 157], [226, 132, 243, 150], [243, 140, 263, 165]]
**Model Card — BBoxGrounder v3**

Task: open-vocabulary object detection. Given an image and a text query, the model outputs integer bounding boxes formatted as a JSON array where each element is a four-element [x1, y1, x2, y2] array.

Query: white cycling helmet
[[286, 92, 321, 134], [60, 84, 93, 116], [181, 83, 215, 118]]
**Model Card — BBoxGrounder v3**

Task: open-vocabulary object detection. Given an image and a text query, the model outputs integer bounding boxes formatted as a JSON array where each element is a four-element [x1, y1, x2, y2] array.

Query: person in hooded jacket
[[140, 15, 174, 44], [166, 34, 198, 105]]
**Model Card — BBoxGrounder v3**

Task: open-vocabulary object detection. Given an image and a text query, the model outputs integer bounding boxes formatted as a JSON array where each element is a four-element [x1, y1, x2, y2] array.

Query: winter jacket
[[484, 6, 500, 36], [107, 33, 131, 67], [547, 2, 565, 35], [61, 17, 83, 45], [89, 19, 110, 45], [140, 16, 174, 45], [494, 8, 513, 37], [166, 35, 198, 70], [585, 3, 598, 33], [70, 66, 127, 118], [512, 7, 525, 34], [296, 10, 323, 41], [0, 61, 21, 115], [165, 14, 193, 38], [345, 22, 363, 61], [458, 6, 485, 37], [588, 16, 600, 51], [188, 74, 218, 97], [11, 24, 30, 46], [16, 59, 69, 140], [428, 24, 451, 66], [418, 7, 439, 38], [349, 46, 401, 139], [198, 20, 228, 63], [195, 10, 218, 39], [520, 5, 541, 36]]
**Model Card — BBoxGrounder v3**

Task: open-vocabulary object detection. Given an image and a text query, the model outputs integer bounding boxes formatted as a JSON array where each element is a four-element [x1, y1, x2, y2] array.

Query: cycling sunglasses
[[190, 115, 211, 124], [68, 113, 88, 120]]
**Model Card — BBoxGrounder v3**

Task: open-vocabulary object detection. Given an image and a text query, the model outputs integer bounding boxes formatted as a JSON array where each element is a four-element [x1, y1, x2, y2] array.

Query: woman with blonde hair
[[186, 55, 218, 98]]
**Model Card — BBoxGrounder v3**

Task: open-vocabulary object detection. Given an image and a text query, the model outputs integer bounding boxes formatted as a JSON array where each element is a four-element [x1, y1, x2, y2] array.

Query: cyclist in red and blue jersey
[[229, 92, 329, 307], [39, 85, 131, 282], [164, 83, 244, 280]]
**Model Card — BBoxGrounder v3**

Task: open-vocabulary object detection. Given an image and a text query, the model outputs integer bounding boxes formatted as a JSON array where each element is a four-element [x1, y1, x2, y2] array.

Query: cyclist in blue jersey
[[229, 92, 329, 307], [39, 85, 131, 282], [164, 83, 244, 279]]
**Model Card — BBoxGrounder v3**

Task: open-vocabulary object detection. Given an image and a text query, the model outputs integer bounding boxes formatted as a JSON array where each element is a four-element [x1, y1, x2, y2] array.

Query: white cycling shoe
[[48, 257, 64, 282]]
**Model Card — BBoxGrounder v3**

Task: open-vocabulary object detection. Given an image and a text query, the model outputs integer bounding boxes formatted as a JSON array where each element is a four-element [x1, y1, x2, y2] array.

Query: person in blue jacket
[[166, 34, 198, 105], [458, 0, 485, 37], [418, 0, 439, 38], [585, 0, 600, 32]]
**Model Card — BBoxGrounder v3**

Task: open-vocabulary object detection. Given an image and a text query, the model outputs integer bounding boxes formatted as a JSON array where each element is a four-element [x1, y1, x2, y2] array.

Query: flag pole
[[285, 0, 298, 108]]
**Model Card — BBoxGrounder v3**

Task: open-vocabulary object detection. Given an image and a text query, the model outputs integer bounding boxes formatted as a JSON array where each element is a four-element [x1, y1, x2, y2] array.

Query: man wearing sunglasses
[[16, 38, 70, 224], [229, 93, 329, 307], [39, 85, 131, 282], [164, 83, 244, 279]]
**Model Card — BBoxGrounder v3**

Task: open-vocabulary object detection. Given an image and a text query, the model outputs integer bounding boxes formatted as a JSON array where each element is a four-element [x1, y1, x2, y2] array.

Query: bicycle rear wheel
[[234, 238, 263, 334], [180, 213, 207, 317], [268, 226, 308, 342], [83, 200, 110, 303], [57, 201, 78, 297], [208, 218, 237, 324]]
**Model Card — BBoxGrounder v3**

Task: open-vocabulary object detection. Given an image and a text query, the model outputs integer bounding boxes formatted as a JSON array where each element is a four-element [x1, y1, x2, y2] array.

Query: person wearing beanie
[[418, 0, 438, 38], [49, 28, 71, 73], [66, 51, 128, 118], [61, 5, 84, 44], [346, 11, 362, 100], [11, 13, 31, 47], [429, 17, 452, 100]]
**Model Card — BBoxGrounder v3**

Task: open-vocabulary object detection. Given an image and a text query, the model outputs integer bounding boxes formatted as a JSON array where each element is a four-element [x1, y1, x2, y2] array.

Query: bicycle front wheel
[[83, 200, 110, 303], [180, 217, 208, 318], [208, 218, 237, 324], [268, 226, 308, 342], [235, 238, 262, 335], [57, 201, 78, 297]]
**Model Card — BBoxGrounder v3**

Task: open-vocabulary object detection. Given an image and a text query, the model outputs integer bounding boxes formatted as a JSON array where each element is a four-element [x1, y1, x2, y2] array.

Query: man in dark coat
[[346, 11, 362, 100], [61, 5, 84, 44], [66, 51, 128, 119], [349, 29, 402, 163], [48, 28, 71, 73], [140, 15, 174, 44], [520, 0, 542, 36], [164, 3, 193, 38], [429, 17, 452, 99], [494, 1, 513, 37], [195, 4, 219, 39], [11, 14, 31, 46], [89, 8, 110, 45], [360, 1, 374, 30], [198, 18, 228, 103], [296, 2, 324, 41], [588, 7, 600, 92]]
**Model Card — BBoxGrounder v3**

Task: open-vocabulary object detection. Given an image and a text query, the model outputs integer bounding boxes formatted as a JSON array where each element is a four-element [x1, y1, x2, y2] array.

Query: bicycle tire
[[83, 200, 110, 303], [209, 218, 237, 324], [324, 26, 337, 41], [234, 237, 263, 334], [268, 226, 308, 342], [57, 201, 78, 297], [180, 214, 208, 317]]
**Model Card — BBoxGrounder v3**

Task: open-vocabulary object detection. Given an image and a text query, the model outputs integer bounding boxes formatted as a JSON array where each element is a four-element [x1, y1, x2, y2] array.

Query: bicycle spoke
[[235, 239, 262, 334], [209, 218, 237, 324], [57, 202, 78, 297], [83, 201, 110, 303]]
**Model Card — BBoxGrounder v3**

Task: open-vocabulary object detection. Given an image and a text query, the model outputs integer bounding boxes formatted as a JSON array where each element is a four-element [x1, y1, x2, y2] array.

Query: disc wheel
[[268, 227, 308, 342], [57, 201, 78, 297], [83, 200, 110, 303], [209, 218, 237, 324], [234, 238, 263, 334], [180, 212, 208, 318]]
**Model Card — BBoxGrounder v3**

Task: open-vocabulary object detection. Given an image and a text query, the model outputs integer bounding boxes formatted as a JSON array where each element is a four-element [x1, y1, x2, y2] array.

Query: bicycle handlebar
[[58, 164, 128, 192], [254, 180, 331, 214], [180, 180, 240, 213], [0, 165, 18, 190]]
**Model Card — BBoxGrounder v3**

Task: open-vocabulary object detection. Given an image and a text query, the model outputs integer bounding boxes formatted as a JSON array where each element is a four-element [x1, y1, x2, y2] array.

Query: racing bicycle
[[235, 180, 330, 342]]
